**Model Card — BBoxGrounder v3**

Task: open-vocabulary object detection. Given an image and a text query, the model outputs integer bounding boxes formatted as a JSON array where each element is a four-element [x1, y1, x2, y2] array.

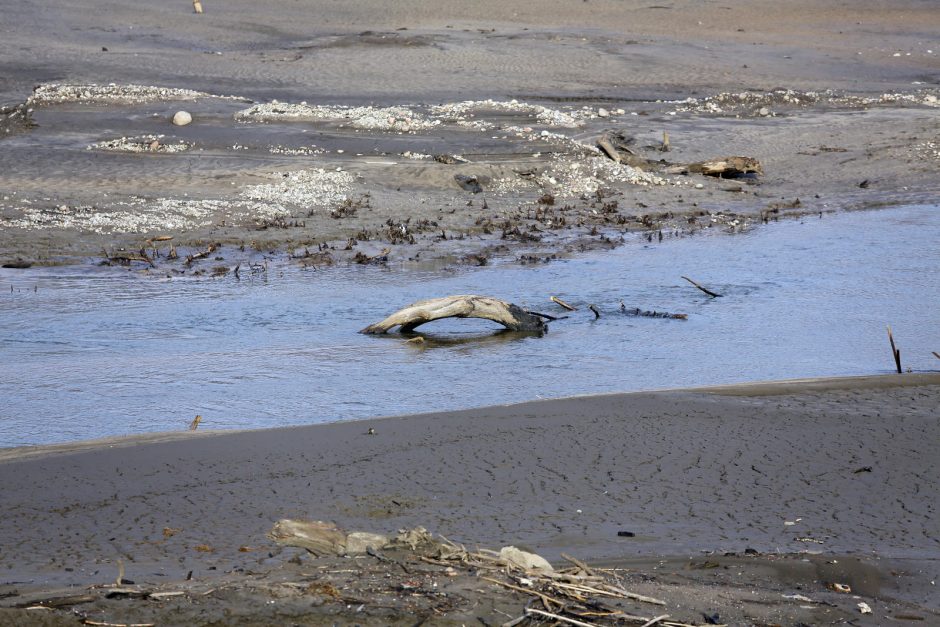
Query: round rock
[[597, 107, 610, 118], [172, 110, 193, 126]]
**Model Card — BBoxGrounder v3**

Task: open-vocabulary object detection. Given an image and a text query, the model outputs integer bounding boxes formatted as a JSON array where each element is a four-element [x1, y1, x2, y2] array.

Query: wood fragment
[[551, 296, 577, 311], [185, 243, 218, 266], [681, 276, 722, 298], [933, 351, 940, 361], [500, 615, 528, 627], [640, 615, 671, 627], [189, 414, 202, 431], [525, 607, 601, 627], [481, 576, 562, 607], [192, 0, 203, 13], [620, 304, 688, 320], [665, 156, 762, 177], [116, 559, 124, 587], [16, 594, 97, 608], [361, 295, 548, 334], [661, 131, 670, 153], [550, 581, 667, 606], [83, 621, 155, 627], [561, 552, 596, 577], [589, 304, 601, 319], [887, 325, 902, 373], [599, 583, 668, 606]]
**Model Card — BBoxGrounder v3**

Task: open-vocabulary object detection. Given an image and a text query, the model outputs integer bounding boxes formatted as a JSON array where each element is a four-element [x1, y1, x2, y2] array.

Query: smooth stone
[[172, 110, 193, 126]]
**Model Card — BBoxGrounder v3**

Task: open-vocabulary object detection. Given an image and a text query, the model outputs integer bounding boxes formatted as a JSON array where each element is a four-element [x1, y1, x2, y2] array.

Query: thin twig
[[640, 615, 671, 627], [681, 276, 722, 298]]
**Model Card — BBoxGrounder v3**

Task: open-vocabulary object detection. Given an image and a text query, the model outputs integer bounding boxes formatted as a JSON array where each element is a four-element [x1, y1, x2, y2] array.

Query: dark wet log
[[589, 304, 601, 319], [595, 132, 656, 170], [887, 325, 902, 373], [665, 156, 763, 177], [681, 276, 723, 298], [361, 295, 548, 334], [619, 303, 688, 320]]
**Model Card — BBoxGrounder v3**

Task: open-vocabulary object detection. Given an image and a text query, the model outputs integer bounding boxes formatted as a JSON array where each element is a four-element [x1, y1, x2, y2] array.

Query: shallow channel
[[2, 204, 938, 447]]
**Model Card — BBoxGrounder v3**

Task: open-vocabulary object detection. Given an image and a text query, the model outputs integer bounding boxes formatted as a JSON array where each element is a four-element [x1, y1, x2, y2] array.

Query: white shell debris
[[240, 169, 354, 209], [234, 102, 438, 132], [431, 99, 583, 128], [89, 134, 192, 153], [27, 83, 236, 105], [172, 110, 193, 126]]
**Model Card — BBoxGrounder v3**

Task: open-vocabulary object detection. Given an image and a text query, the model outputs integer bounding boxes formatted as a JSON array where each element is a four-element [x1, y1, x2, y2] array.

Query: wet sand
[[1, 0, 939, 268], [1, 374, 938, 624]]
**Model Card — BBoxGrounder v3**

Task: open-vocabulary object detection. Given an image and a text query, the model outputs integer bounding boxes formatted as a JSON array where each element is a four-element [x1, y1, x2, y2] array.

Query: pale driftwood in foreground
[[361, 295, 547, 334], [664, 156, 763, 177]]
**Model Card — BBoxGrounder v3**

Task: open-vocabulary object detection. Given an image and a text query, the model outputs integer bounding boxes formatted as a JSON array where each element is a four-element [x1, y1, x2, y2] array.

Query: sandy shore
[[1, 374, 938, 624], [1, 0, 939, 269]]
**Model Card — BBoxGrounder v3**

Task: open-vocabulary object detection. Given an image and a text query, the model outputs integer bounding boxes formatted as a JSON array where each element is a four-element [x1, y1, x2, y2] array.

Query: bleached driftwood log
[[361, 295, 548, 334], [664, 156, 763, 177]]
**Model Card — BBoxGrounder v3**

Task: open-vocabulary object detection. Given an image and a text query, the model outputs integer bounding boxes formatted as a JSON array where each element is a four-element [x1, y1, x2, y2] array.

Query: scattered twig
[[526, 310, 567, 322], [83, 621, 155, 627], [561, 552, 596, 576], [526, 607, 601, 627], [887, 325, 902, 373], [589, 304, 601, 319], [481, 576, 562, 608], [681, 276, 722, 298], [189, 415, 202, 431], [933, 351, 940, 361], [620, 302, 688, 320], [116, 559, 124, 587], [185, 243, 219, 266], [640, 616, 671, 627], [551, 296, 577, 311]]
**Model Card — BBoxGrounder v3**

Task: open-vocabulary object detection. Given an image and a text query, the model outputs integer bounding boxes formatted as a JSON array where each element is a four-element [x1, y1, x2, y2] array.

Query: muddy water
[[2, 205, 938, 447]]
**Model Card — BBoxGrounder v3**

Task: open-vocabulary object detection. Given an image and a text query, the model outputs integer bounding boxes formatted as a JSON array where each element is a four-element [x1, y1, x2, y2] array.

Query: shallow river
[[2, 205, 938, 447]]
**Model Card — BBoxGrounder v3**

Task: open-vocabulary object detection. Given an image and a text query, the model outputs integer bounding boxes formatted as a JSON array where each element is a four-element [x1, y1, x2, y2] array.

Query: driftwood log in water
[[361, 295, 548, 334]]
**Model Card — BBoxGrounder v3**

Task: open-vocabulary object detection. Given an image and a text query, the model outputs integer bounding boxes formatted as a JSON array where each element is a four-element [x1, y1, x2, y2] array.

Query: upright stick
[[886, 325, 902, 373]]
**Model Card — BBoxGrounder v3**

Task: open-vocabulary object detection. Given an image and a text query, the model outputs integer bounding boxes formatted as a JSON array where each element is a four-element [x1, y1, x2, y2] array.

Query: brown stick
[[681, 276, 722, 298], [560, 552, 596, 577], [189, 414, 202, 431], [525, 608, 601, 627], [192, 0, 203, 13], [480, 576, 562, 607], [588, 304, 601, 319], [887, 325, 902, 373], [933, 351, 940, 361], [185, 243, 218, 266], [551, 296, 577, 311]]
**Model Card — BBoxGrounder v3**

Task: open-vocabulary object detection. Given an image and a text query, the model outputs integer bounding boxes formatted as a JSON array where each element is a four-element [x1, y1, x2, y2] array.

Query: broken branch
[[551, 296, 577, 311], [887, 325, 902, 373], [681, 276, 722, 298]]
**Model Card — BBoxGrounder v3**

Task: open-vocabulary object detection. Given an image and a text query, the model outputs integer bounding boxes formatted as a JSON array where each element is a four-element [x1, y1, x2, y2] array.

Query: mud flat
[[1, 0, 939, 270], [1, 374, 938, 624]]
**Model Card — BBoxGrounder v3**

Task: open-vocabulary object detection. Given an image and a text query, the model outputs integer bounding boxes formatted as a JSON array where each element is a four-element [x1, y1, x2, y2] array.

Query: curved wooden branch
[[360, 295, 548, 334]]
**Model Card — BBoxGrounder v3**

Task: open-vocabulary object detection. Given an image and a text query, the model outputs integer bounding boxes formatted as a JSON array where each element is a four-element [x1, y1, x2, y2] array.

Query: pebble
[[758, 107, 770, 116], [172, 110, 192, 126], [695, 183, 704, 189], [597, 107, 609, 118]]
